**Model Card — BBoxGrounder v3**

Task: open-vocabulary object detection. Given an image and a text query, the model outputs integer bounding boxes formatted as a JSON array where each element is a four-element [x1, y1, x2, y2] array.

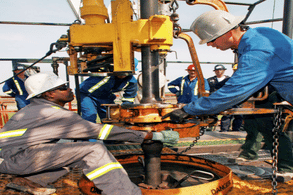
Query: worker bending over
[[0, 72, 179, 195], [164, 10, 293, 180]]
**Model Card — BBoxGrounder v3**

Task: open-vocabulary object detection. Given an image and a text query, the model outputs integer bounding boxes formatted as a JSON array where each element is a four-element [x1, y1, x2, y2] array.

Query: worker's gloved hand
[[162, 108, 189, 123], [152, 130, 179, 145]]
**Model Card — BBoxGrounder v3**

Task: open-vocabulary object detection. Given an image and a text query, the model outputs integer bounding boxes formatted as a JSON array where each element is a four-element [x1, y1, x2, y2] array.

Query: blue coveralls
[[168, 75, 210, 104], [183, 27, 293, 171], [79, 76, 138, 123], [2, 75, 30, 110]]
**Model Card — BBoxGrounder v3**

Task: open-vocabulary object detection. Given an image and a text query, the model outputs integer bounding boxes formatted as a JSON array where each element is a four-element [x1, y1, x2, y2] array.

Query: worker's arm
[[204, 78, 210, 93], [167, 77, 182, 96], [183, 50, 274, 116], [2, 79, 16, 97], [121, 77, 138, 105], [40, 107, 179, 144]]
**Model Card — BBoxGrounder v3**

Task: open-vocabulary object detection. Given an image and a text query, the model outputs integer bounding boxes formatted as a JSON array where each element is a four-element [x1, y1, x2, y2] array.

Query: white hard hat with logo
[[190, 10, 245, 45], [25, 72, 68, 100]]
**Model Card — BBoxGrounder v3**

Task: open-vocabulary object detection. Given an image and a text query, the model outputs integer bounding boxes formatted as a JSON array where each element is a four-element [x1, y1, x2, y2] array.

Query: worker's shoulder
[[125, 75, 137, 82], [24, 103, 68, 115], [3, 77, 14, 84]]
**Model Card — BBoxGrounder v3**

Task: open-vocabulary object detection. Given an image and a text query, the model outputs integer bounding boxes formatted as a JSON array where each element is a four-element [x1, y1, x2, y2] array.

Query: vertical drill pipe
[[75, 74, 81, 115], [64, 61, 70, 88], [140, 47, 156, 103], [140, 0, 163, 188], [141, 142, 163, 188], [282, 0, 293, 38], [140, 0, 162, 103]]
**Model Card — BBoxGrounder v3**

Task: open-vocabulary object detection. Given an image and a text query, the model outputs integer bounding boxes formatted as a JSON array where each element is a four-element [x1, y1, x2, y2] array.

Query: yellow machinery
[[60, 0, 230, 138], [65, 0, 173, 74]]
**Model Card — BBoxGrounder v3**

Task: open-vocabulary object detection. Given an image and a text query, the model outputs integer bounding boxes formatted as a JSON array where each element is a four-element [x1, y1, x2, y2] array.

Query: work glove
[[152, 130, 179, 145], [162, 108, 189, 123]]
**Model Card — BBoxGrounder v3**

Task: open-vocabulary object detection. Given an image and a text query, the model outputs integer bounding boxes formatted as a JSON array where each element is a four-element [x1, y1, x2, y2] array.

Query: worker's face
[[187, 69, 196, 78], [214, 69, 225, 78], [52, 85, 74, 105], [206, 31, 234, 51], [14, 70, 25, 76]]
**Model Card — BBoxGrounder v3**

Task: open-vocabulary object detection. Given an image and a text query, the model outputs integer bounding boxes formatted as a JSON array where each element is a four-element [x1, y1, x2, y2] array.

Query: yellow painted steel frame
[[67, 0, 173, 74], [99, 0, 230, 137]]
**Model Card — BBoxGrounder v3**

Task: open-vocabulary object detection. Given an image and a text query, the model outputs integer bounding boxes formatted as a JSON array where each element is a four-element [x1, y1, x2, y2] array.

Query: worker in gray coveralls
[[0, 72, 179, 195]]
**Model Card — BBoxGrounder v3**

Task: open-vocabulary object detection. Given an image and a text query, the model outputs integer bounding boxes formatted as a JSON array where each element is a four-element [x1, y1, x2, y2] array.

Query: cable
[[0, 41, 67, 85]]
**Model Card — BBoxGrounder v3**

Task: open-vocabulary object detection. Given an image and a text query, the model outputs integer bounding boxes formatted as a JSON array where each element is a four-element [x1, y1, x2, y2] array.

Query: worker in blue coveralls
[[163, 10, 293, 180], [2, 64, 30, 110], [167, 64, 210, 104], [79, 75, 137, 123]]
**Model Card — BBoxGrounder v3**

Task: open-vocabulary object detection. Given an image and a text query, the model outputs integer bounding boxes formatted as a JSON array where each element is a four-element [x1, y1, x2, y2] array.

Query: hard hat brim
[[199, 15, 246, 45], [26, 81, 69, 100]]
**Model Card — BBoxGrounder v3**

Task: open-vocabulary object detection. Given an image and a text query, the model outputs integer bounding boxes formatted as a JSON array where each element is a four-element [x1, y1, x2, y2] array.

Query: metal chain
[[169, 0, 182, 37], [170, 0, 179, 13], [178, 127, 205, 155], [272, 106, 283, 195]]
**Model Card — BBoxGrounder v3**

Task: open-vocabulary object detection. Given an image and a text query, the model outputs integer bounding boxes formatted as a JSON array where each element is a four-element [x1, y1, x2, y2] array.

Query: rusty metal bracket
[[185, 0, 228, 11], [176, 32, 209, 98]]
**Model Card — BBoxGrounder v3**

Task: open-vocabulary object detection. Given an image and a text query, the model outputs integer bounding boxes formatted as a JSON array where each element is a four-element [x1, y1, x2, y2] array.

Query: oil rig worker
[[2, 64, 30, 110], [208, 64, 243, 132], [164, 10, 293, 180], [0, 72, 179, 195], [79, 75, 138, 123], [167, 64, 210, 104]]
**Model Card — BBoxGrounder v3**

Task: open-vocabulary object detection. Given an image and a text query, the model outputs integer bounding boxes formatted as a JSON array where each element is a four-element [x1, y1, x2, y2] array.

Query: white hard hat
[[190, 10, 245, 45], [25, 72, 68, 100]]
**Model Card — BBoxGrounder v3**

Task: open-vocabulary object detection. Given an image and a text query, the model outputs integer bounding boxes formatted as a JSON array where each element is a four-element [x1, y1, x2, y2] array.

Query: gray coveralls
[[0, 98, 146, 195]]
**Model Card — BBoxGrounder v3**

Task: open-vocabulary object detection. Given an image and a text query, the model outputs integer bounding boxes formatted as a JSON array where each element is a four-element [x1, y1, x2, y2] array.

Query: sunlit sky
[[0, 0, 286, 95]]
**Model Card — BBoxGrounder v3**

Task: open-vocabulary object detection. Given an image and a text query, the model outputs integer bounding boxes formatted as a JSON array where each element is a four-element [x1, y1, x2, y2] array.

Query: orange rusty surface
[[221, 108, 277, 116], [103, 121, 202, 138], [1, 153, 293, 195], [103, 103, 217, 137], [118, 104, 179, 123], [78, 153, 233, 195], [186, 0, 228, 11]]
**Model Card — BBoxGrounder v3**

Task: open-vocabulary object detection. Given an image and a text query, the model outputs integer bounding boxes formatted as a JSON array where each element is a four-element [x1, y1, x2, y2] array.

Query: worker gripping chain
[[152, 130, 179, 145]]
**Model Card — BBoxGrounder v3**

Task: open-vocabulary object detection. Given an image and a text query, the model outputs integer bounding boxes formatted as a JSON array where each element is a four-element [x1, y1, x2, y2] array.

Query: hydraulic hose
[[0, 41, 67, 85]]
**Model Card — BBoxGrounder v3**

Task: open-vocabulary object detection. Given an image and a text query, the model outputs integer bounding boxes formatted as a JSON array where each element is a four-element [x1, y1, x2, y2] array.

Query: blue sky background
[[0, 0, 286, 94]]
